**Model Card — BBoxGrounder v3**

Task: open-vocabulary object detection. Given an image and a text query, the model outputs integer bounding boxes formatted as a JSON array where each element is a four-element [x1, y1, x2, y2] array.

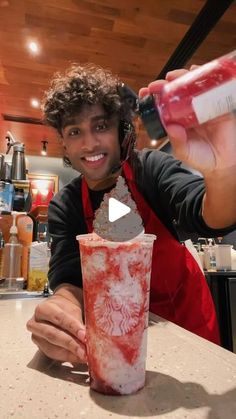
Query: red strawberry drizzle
[[80, 239, 152, 394]]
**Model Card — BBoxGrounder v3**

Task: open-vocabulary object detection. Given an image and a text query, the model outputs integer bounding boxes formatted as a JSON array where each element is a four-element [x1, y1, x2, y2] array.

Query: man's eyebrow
[[62, 114, 109, 129], [91, 114, 109, 121], [62, 117, 77, 129]]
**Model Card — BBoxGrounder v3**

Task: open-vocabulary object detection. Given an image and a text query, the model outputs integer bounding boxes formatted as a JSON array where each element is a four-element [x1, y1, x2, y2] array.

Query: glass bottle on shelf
[[0, 229, 5, 285], [2, 213, 23, 290]]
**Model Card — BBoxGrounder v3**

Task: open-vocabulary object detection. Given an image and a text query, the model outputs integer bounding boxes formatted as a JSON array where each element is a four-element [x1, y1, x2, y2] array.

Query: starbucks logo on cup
[[94, 283, 141, 336]]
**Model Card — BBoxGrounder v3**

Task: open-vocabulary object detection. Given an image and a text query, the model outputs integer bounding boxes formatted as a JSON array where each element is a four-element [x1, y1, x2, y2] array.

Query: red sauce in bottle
[[139, 51, 236, 139]]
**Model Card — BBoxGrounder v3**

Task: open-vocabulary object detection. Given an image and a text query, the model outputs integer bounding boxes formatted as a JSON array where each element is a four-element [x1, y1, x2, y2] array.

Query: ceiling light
[[0, 1, 10, 7], [28, 41, 40, 54], [150, 139, 158, 147], [30, 98, 40, 108], [41, 140, 48, 156]]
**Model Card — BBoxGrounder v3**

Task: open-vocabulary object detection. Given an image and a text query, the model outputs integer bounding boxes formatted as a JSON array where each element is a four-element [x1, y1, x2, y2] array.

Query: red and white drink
[[77, 233, 156, 395]]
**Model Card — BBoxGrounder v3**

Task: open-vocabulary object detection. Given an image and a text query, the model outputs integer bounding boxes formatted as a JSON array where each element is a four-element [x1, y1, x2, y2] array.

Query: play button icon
[[108, 198, 131, 222], [93, 176, 144, 241]]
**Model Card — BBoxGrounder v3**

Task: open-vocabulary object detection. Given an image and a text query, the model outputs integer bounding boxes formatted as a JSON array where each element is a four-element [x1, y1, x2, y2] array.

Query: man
[[27, 63, 236, 364]]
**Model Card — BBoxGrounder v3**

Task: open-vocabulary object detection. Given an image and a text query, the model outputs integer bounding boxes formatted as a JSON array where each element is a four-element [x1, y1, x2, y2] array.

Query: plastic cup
[[77, 233, 156, 395], [215, 244, 232, 270]]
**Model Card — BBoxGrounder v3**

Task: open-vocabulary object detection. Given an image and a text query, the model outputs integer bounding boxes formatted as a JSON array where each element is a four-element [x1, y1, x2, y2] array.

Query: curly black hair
[[42, 63, 136, 166], [43, 63, 134, 133]]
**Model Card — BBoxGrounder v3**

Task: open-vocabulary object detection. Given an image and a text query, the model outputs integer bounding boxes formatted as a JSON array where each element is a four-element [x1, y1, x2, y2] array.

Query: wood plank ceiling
[[0, 0, 235, 158]]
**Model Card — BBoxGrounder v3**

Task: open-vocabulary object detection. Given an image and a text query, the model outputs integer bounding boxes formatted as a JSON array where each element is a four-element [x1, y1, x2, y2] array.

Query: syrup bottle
[[139, 50, 236, 139], [2, 213, 23, 285]]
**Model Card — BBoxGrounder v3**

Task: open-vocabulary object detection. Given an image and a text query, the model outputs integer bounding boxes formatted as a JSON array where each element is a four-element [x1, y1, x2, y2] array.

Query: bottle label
[[192, 80, 236, 124]]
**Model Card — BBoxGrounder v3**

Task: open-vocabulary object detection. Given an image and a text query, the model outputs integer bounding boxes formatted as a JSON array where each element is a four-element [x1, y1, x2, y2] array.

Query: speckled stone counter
[[0, 299, 236, 419]]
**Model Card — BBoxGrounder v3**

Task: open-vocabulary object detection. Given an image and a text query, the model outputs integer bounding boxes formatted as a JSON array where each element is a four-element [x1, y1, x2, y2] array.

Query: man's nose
[[81, 131, 99, 151]]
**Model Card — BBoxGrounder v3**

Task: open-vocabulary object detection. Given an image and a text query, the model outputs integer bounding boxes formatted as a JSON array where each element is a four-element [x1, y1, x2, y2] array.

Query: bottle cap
[[13, 144, 25, 153], [138, 95, 167, 140]]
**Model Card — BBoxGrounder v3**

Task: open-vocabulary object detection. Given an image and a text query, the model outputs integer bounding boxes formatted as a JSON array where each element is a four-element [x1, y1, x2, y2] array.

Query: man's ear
[[59, 137, 72, 167], [62, 145, 72, 167], [63, 144, 70, 159], [59, 136, 68, 153]]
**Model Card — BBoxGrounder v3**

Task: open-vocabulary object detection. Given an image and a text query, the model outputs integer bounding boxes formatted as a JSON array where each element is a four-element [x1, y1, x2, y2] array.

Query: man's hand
[[26, 284, 87, 364], [139, 67, 236, 228], [139, 67, 236, 176]]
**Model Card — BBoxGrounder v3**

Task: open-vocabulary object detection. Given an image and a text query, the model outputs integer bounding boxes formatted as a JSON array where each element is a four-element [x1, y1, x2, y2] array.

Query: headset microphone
[[110, 84, 138, 174]]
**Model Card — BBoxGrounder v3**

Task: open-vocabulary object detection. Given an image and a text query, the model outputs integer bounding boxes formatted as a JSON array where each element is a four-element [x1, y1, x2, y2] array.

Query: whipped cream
[[93, 176, 144, 241]]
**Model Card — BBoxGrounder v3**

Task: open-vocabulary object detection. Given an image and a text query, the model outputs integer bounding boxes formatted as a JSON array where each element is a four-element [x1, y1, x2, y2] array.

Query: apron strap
[[81, 176, 94, 233], [122, 161, 174, 239]]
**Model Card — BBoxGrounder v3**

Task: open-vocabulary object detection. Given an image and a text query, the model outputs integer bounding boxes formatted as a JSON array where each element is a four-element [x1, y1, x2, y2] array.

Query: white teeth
[[85, 154, 104, 162]]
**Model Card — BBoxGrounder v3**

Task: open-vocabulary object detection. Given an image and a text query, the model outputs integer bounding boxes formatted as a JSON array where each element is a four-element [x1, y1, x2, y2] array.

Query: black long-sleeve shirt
[[48, 149, 235, 290]]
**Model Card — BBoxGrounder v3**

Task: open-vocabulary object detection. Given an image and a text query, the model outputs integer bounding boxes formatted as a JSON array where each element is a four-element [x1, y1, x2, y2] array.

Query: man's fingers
[[139, 80, 167, 98], [190, 64, 199, 71], [139, 67, 198, 99], [33, 301, 85, 342], [31, 335, 87, 364], [165, 69, 189, 81], [27, 318, 87, 360], [139, 87, 149, 98], [146, 80, 167, 95], [166, 124, 189, 161]]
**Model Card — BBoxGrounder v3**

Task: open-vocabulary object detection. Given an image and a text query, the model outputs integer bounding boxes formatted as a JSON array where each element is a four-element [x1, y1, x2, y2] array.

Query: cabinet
[[228, 277, 236, 352], [205, 271, 236, 353]]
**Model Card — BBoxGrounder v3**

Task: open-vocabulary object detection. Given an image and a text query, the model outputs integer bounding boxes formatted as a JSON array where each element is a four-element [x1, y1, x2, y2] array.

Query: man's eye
[[96, 121, 108, 131], [68, 128, 80, 137]]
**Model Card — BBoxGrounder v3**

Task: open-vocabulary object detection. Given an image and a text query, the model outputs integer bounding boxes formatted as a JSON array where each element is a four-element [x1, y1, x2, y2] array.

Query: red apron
[[81, 161, 220, 345]]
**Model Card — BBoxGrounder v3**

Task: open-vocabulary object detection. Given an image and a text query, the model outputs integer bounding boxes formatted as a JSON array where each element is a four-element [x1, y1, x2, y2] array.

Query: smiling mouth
[[83, 153, 106, 163]]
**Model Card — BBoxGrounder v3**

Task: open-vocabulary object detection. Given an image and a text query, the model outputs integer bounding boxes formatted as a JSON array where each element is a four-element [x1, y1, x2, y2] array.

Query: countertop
[[0, 299, 236, 419], [205, 270, 236, 277]]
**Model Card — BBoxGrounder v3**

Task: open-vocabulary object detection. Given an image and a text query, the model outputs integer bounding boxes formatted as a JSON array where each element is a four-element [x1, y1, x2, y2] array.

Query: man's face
[[61, 104, 121, 189]]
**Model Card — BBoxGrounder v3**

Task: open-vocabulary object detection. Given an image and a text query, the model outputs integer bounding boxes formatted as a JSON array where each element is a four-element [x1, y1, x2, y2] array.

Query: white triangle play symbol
[[108, 197, 131, 222]]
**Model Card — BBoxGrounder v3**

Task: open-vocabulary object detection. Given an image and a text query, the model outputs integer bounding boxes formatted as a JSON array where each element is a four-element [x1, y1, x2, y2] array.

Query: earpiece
[[119, 120, 136, 163], [117, 83, 138, 164], [117, 83, 138, 114]]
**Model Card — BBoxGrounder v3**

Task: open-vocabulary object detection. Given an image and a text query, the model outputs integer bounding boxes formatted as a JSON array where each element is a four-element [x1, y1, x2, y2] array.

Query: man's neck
[[85, 169, 122, 191]]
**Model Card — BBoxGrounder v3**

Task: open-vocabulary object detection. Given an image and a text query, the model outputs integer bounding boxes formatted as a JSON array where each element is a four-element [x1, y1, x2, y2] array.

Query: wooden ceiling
[[0, 0, 235, 158]]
